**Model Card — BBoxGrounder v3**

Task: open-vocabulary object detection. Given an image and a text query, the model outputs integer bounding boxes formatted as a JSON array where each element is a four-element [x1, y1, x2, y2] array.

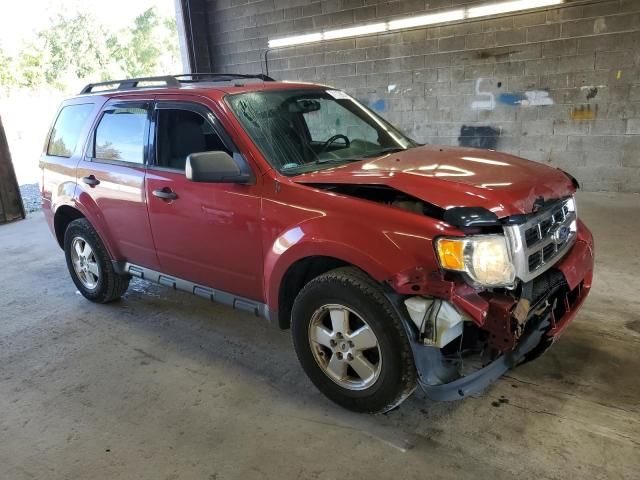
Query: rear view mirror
[[186, 151, 252, 183], [288, 99, 321, 114]]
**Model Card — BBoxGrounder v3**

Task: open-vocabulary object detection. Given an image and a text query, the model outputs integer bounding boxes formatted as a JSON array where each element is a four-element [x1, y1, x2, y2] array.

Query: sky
[[0, 0, 177, 55]]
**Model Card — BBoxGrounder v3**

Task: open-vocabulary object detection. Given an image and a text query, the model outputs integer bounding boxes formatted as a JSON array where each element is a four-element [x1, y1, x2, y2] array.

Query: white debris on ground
[[19, 183, 41, 213]]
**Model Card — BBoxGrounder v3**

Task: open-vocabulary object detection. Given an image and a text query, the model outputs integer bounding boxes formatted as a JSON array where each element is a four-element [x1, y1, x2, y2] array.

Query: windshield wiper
[[362, 147, 409, 158], [314, 157, 364, 165]]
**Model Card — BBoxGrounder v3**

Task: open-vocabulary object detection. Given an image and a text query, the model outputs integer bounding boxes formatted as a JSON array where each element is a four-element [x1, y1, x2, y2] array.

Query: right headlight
[[436, 235, 516, 288]]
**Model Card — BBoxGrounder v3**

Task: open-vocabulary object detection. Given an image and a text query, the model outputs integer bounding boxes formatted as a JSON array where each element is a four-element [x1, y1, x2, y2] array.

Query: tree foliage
[[0, 7, 181, 92], [0, 47, 14, 89]]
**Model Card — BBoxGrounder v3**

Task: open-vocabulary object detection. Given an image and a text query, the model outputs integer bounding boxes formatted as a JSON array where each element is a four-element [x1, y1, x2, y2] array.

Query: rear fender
[[59, 187, 120, 260]]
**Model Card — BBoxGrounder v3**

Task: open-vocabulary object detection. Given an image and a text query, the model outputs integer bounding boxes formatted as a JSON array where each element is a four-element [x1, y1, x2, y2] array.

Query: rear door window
[[93, 106, 149, 164], [47, 104, 94, 157]]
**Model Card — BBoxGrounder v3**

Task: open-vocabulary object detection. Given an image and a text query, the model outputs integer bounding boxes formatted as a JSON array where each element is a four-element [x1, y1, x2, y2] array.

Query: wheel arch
[[53, 205, 85, 249], [276, 255, 353, 330]]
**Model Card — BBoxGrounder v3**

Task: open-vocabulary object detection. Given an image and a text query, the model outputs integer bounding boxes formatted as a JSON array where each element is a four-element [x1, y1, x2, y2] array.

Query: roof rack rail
[[80, 76, 180, 94], [173, 72, 275, 82], [79, 72, 275, 94]]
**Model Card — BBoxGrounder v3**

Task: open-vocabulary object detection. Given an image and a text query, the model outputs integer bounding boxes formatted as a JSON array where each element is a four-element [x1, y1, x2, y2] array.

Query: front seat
[[169, 113, 207, 170]]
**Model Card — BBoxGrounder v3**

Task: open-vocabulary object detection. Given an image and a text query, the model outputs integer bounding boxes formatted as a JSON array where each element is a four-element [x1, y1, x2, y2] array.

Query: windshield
[[226, 89, 417, 174]]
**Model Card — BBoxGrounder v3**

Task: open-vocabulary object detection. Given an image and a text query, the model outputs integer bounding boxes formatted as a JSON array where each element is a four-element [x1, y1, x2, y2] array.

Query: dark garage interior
[[1, 1, 639, 479]]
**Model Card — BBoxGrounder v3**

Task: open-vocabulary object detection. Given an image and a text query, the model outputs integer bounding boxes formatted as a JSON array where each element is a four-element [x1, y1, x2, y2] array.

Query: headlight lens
[[436, 235, 516, 287]]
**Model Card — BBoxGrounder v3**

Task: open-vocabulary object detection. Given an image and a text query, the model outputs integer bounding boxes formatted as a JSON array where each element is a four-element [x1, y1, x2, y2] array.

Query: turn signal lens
[[436, 238, 465, 271]]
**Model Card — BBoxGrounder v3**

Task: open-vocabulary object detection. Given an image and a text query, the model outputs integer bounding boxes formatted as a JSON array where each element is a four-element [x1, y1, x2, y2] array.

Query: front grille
[[524, 202, 571, 248], [504, 197, 577, 283]]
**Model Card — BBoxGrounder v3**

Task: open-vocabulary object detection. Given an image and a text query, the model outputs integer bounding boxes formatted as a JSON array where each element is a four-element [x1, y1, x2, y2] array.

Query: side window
[[94, 107, 148, 164], [302, 98, 379, 145], [47, 104, 94, 157], [155, 108, 230, 171]]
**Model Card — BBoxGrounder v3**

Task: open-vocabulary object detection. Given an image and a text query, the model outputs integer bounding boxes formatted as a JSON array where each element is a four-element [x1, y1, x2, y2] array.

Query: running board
[[112, 261, 272, 320]]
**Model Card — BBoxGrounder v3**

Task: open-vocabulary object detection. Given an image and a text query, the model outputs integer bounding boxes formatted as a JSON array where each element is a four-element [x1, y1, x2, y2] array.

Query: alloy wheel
[[70, 237, 100, 290], [308, 304, 382, 391]]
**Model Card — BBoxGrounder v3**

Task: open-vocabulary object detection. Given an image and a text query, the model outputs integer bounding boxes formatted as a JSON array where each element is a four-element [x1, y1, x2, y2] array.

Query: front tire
[[291, 267, 416, 413], [64, 218, 129, 303]]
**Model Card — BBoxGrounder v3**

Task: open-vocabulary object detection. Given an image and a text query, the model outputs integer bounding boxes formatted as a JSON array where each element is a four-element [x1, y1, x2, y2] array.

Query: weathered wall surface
[[206, 0, 640, 192]]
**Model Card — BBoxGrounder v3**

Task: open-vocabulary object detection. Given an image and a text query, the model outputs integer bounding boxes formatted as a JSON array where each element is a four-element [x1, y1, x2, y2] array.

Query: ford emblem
[[551, 225, 570, 245]]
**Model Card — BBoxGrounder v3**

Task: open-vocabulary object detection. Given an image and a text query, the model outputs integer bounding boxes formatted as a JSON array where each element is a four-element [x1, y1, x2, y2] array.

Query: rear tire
[[291, 267, 416, 413], [64, 218, 129, 303]]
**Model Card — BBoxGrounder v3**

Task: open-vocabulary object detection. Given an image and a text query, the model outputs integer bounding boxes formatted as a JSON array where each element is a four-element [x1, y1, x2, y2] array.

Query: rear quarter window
[[47, 104, 94, 157]]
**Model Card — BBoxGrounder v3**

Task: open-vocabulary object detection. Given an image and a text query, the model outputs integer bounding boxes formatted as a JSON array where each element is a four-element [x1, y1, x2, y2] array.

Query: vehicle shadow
[[94, 277, 637, 462]]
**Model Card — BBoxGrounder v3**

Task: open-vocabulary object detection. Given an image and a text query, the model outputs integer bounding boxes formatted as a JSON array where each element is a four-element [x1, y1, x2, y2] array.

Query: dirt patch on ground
[[625, 320, 640, 334]]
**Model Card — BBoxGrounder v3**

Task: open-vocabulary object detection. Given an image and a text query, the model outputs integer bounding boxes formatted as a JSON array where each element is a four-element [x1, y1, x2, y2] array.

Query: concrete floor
[[1, 192, 639, 480]]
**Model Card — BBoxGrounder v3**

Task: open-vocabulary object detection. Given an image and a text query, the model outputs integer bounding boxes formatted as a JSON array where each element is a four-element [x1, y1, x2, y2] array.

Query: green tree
[[16, 42, 46, 88], [39, 13, 112, 87], [0, 47, 15, 89], [111, 8, 162, 78], [8, 6, 182, 92]]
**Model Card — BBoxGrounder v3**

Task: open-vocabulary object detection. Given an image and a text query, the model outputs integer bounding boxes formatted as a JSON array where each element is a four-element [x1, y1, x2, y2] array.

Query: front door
[[144, 99, 264, 301]]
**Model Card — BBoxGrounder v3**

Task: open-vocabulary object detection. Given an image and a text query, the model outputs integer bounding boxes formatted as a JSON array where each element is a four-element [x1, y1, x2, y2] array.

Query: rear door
[[76, 99, 160, 269], [144, 97, 263, 300]]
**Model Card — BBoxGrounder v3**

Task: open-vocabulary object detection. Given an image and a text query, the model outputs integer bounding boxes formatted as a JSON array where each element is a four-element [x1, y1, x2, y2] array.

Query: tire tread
[[291, 266, 416, 413]]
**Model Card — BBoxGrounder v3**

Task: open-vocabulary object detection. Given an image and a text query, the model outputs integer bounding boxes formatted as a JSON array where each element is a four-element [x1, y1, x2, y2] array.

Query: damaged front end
[[387, 200, 594, 401]]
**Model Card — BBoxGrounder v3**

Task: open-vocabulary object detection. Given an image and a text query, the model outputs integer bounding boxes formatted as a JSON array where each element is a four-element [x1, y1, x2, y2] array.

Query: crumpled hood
[[293, 145, 576, 218]]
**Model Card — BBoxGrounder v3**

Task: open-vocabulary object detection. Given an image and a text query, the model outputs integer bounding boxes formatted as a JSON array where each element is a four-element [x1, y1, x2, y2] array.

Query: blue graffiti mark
[[369, 99, 386, 112], [498, 93, 525, 106]]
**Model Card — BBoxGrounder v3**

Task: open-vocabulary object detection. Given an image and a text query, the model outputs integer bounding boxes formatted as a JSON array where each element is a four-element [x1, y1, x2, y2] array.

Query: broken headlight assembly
[[436, 235, 516, 288]]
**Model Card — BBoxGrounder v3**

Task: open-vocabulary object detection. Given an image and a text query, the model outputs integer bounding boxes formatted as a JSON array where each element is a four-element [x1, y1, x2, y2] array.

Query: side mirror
[[185, 151, 252, 183]]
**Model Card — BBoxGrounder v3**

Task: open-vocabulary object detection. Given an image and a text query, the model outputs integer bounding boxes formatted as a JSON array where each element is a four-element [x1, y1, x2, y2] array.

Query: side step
[[113, 261, 272, 320]]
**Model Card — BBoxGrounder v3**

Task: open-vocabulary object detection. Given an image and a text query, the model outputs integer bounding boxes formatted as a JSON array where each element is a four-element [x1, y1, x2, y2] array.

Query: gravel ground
[[19, 183, 41, 213]]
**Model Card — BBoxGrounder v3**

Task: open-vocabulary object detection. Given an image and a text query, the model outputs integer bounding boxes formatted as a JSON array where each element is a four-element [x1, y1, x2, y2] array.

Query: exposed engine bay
[[304, 183, 446, 220]]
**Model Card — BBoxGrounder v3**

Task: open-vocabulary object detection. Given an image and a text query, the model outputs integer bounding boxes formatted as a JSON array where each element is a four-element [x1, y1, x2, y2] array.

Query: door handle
[[82, 175, 100, 187], [152, 188, 178, 201]]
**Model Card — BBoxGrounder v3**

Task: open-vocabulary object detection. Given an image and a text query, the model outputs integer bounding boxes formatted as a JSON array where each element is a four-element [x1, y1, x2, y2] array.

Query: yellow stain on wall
[[571, 104, 597, 121]]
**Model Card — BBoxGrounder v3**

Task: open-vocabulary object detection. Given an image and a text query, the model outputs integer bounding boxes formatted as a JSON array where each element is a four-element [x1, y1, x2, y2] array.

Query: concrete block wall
[[205, 0, 640, 192]]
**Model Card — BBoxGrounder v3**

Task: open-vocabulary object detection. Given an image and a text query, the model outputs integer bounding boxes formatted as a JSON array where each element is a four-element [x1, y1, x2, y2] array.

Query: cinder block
[[590, 119, 628, 135], [561, 19, 597, 38], [494, 61, 525, 77], [520, 134, 567, 152], [553, 120, 591, 135], [513, 12, 547, 28], [557, 54, 595, 74], [521, 120, 555, 136], [567, 135, 625, 151], [438, 36, 467, 52], [541, 39, 577, 58], [495, 29, 526, 46], [626, 119, 640, 135], [527, 24, 561, 42]]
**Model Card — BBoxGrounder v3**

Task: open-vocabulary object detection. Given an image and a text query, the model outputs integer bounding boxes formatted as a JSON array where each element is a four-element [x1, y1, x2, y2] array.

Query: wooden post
[[0, 113, 26, 224]]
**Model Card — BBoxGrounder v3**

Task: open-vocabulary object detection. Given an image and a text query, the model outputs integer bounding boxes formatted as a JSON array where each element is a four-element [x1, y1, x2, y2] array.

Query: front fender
[[264, 226, 386, 310], [263, 213, 451, 311]]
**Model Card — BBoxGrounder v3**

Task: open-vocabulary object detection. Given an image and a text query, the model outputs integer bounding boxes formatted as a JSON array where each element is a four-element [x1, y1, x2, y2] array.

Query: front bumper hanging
[[391, 220, 594, 402]]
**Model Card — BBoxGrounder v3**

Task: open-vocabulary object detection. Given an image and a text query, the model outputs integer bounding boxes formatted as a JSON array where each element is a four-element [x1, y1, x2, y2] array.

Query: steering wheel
[[320, 134, 350, 153]]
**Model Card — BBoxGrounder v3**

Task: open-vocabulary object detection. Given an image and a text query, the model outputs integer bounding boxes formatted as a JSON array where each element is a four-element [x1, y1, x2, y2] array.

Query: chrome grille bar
[[504, 198, 577, 283]]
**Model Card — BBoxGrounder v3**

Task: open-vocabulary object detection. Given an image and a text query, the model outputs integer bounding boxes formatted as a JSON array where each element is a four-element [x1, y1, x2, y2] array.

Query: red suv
[[41, 74, 594, 413]]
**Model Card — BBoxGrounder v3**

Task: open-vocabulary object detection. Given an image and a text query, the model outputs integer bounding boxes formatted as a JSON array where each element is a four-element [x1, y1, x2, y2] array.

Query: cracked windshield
[[228, 89, 416, 175]]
